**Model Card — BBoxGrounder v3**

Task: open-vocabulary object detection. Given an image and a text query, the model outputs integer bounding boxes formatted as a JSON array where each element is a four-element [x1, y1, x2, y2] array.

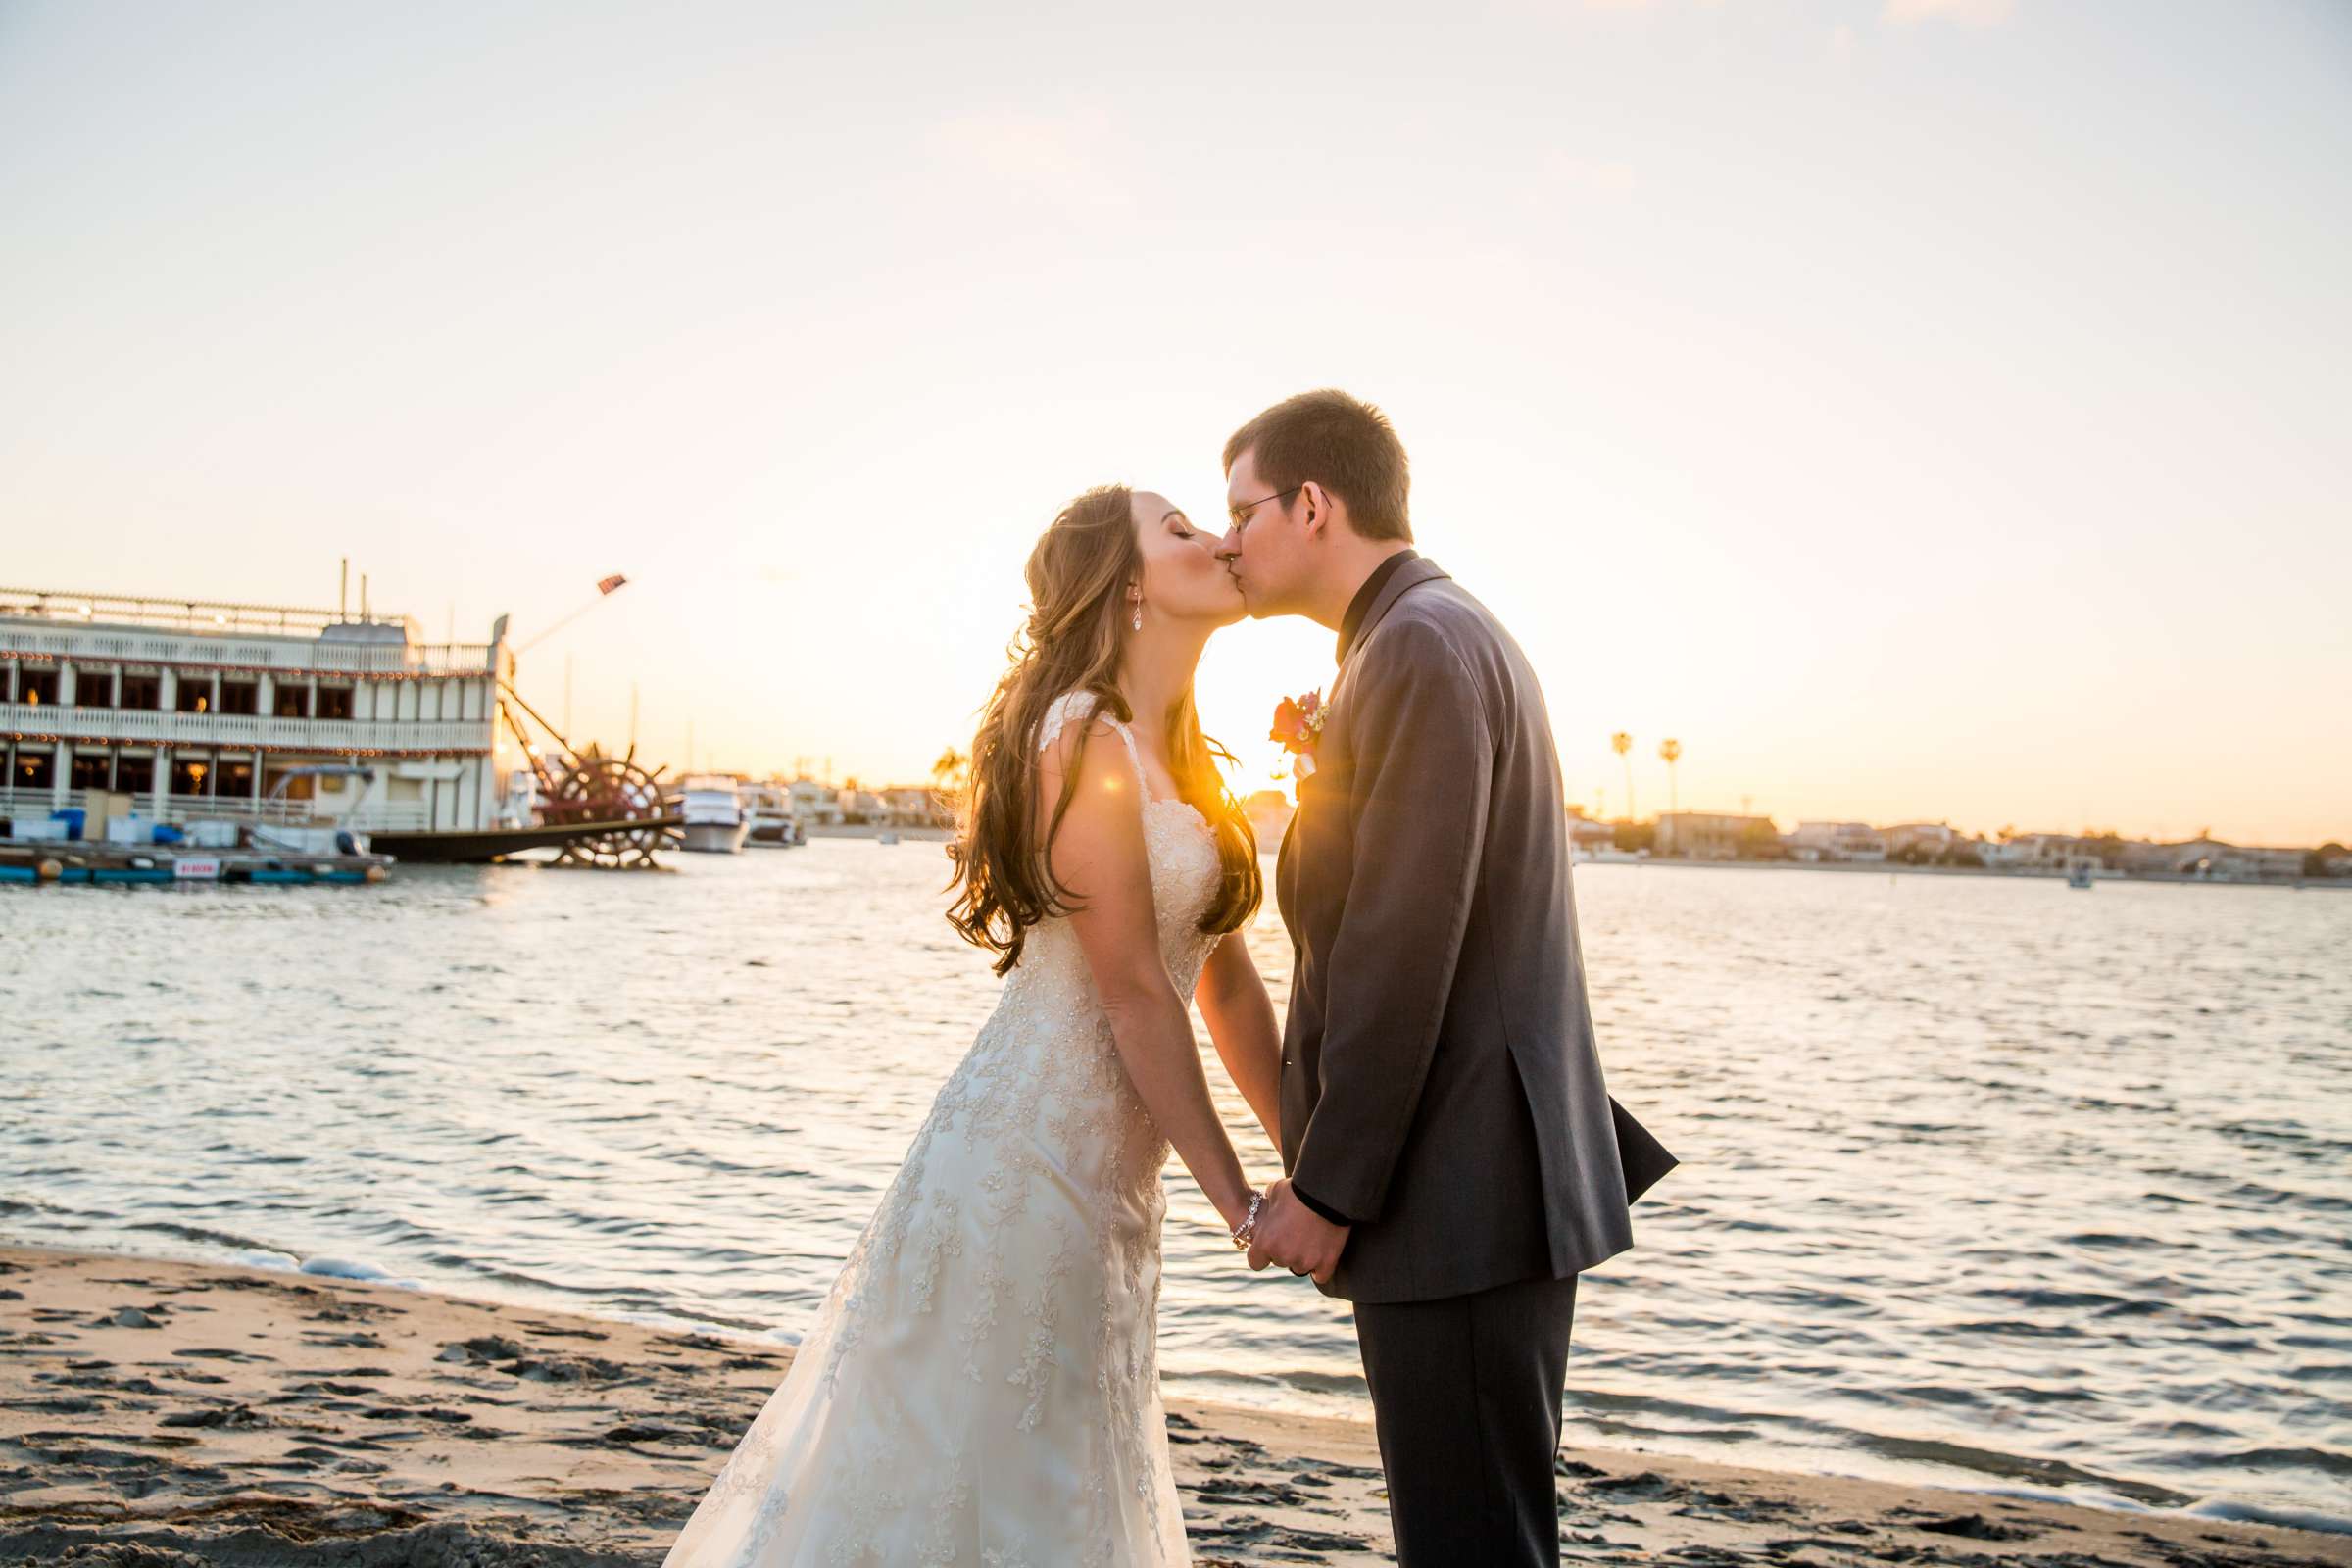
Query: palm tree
[[1659, 738, 1682, 816], [1610, 732, 1634, 821], [931, 746, 968, 791]]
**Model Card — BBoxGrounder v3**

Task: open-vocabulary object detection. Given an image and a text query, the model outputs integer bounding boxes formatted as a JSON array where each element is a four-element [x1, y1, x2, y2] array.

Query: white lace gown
[[662, 694, 1225, 1567]]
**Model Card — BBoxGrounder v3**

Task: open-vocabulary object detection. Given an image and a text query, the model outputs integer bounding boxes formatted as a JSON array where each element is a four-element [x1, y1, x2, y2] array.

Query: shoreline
[[1577, 855, 2352, 889], [4, 1246, 2345, 1566], [801, 822, 956, 842]]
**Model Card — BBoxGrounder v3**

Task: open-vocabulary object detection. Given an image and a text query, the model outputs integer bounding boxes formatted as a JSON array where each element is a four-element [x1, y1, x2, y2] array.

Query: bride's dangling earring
[[1130, 592, 1143, 633]]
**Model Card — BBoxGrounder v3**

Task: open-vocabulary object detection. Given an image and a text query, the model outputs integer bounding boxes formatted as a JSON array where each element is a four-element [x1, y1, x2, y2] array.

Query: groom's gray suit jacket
[[1276, 556, 1677, 1304]]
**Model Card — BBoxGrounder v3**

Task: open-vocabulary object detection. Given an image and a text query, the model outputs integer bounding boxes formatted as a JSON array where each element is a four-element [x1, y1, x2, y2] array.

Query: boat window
[[317, 685, 354, 720], [69, 751, 110, 789], [73, 666, 117, 707], [115, 754, 154, 793], [273, 683, 312, 718], [219, 679, 259, 715], [175, 677, 214, 713], [12, 748, 54, 789], [171, 757, 212, 796], [17, 668, 59, 706], [120, 673, 160, 710]]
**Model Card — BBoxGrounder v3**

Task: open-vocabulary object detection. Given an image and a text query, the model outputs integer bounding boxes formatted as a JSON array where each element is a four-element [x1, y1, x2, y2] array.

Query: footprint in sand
[[99, 1305, 164, 1328], [277, 1363, 396, 1380], [1903, 1510, 2043, 1542], [162, 1403, 268, 1429]]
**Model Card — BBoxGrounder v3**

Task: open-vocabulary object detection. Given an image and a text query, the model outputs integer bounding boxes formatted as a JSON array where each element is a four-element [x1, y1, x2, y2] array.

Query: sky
[[2, 0, 2346, 846]]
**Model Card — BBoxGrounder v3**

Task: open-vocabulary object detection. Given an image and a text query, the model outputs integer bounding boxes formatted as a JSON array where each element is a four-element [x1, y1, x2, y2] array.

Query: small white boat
[[676, 775, 752, 854], [2067, 862, 2095, 889], [740, 782, 806, 848]]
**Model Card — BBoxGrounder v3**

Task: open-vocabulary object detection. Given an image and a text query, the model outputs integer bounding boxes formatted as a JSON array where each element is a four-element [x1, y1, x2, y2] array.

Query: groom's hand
[[1246, 1178, 1349, 1286]]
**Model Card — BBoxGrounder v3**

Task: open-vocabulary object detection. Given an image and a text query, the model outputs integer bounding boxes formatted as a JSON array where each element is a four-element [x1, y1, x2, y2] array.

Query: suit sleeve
[[1287, 621, 1494, 1224]]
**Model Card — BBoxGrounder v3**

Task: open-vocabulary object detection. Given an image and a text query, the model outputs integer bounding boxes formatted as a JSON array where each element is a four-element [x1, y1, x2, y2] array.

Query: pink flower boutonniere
[[1270, 688, 1328, 781]]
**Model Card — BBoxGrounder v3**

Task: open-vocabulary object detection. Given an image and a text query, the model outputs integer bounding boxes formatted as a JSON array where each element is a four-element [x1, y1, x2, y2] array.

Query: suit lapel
[[1278, 558, 1447, 949], [1276, 803, 1298, 914], [1329, 557, 1448, 714]]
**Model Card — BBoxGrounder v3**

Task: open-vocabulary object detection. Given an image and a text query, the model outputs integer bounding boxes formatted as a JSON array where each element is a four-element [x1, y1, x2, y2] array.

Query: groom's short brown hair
[[1224, 389, 1412, 543]]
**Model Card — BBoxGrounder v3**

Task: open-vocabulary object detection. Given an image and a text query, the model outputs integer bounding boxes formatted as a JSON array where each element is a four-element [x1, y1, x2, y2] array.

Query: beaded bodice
[[998, 693, 1227, 1017]]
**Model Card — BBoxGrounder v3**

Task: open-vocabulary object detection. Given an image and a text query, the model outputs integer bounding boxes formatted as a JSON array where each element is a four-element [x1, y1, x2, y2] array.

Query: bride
[[662, 483, 1286, 1566]]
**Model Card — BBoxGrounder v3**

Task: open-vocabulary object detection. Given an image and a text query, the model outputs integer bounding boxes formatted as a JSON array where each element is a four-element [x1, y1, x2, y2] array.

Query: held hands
[[1244, 1177, 1349, 1287]]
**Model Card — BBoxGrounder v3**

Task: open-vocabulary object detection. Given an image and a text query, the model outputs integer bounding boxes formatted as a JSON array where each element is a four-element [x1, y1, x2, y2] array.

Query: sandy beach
[[1, 1247, 2342, 1567]]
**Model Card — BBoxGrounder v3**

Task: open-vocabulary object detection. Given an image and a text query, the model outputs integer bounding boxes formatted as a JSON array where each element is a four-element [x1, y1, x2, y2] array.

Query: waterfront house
[[880, 785, 949, 828], [2000, 833, 2092, 871], [1244, 789, 1294, 846], [839, 788, 889, 824], [1788, 821, 1888, 861], [1564, 809, 1617, 857], [1655, 811, 1777, 859], [2120, 837, 2306, 881], [1883, 823, 1959, 857], [786, 777, 842, 825]]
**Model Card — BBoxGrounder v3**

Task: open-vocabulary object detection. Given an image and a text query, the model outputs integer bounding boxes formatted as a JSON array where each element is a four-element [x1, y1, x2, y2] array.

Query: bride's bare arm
[[1194, 935, 1282, 1150], [1043, 717, 1256, 1233]]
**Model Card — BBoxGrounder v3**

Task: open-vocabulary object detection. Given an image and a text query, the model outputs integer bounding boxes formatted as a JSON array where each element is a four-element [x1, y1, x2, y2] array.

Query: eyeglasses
[[1228, 484, 1303, 531]]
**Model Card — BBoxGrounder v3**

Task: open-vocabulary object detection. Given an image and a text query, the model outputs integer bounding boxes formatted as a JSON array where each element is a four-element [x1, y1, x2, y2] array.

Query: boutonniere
[[1270, 689, 1327, 780]]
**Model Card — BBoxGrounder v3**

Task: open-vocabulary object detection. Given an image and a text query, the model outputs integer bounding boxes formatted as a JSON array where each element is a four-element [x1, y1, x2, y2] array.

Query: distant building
[[879, 785, 949, 827], [1243, 789, 1294, 846], [1789, 821, 1887, 861], [2001, 833, 2091, 871], [1655, 811, 1776, 859], [1883, 823, 1960, 857], [1564, 810, 1617, 856], [2121, 837, 2304, 881], [787, 778, 842, 825]]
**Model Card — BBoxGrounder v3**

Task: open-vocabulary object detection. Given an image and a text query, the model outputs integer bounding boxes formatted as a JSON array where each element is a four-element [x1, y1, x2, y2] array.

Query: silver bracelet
[[1229, 1189, 1266, 1251]]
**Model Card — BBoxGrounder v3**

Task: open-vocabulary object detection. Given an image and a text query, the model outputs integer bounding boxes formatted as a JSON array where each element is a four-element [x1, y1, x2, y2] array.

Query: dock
[[0, 842, 389, 887]]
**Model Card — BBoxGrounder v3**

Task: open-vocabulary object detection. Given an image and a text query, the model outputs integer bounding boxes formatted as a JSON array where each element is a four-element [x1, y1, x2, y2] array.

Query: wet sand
[[2, 1246, 2343, 1567]]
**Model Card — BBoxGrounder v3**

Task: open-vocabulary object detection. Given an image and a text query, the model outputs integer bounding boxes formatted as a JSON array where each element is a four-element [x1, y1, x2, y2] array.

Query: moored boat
[[676, 774, 752, 854], [740, 780, 806, 847]]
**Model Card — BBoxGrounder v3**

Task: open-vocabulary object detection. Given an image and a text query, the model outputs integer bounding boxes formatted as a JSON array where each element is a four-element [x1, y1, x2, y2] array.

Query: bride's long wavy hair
[[946, 483, 1262, 975]]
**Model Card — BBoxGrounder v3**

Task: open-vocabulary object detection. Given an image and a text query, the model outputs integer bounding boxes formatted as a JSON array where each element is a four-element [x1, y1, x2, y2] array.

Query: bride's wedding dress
[[662, 693, 1225, 1567]]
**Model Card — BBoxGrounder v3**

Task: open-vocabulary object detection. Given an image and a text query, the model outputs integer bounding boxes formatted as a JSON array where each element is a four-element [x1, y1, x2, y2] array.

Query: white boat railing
[[0, 587, 395, 636], [158, 793, 310, 826], [0, 787, 431, 834], [0, 786, 61, 822], [0, 703, 491, 753], [160, 795, 434, 831]]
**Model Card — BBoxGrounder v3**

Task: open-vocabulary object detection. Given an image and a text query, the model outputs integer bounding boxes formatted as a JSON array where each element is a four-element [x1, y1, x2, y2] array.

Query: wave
[[2185, 1497, 2352, 1536]]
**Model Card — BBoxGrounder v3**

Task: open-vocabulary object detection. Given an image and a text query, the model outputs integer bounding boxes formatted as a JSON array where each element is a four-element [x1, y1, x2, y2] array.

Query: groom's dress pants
[[1353, 1273, 1578, 1568]]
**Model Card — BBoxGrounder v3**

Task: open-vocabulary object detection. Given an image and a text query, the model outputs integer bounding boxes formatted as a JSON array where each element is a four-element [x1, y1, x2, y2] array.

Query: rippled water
[[3, 848, 2346, 1526]]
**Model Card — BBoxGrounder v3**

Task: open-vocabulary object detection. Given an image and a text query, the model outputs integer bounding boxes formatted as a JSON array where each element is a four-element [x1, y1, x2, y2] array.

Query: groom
[[1218, 390, 1677, 1566]]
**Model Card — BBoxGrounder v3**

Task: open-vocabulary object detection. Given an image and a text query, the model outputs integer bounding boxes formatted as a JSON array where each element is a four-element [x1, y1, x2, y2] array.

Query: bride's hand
[[1246, 1177, 1349, 1286], [1222, 1185, 1267, 1255]]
